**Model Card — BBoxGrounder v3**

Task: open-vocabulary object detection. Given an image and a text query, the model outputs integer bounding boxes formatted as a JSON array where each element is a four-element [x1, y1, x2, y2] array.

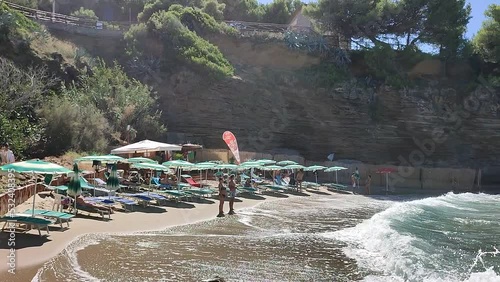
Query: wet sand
[[0, 189, 314, 281]]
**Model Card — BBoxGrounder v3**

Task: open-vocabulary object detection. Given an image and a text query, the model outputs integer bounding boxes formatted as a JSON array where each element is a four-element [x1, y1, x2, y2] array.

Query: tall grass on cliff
[[126, 4, 235, 78]]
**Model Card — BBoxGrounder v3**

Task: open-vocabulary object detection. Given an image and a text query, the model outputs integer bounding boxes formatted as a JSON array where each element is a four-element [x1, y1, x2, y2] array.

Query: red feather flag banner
[[222, 131, 241, 164]]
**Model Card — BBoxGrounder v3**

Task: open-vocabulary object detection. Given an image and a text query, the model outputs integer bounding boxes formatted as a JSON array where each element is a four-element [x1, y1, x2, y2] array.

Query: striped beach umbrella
[[67, 163, 82, 214], [106, 164, 120, 197], [1, 159, 72, 217]]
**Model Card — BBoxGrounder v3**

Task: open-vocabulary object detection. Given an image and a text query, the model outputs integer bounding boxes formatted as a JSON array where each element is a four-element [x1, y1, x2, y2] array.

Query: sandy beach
[[0, 188, 309, 281]]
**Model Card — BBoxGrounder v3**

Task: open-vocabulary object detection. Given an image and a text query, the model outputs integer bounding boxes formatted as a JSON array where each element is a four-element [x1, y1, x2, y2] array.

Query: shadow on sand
[[160, 201, 196, 209], [186, 198, 216, 205], [262, 191, 289, 198], [306, 189, 332, 196], [129, 205, 168, 213], [284, 190, 310, 197], [238, 193, 266, 200], [0, 232, 52, 250]]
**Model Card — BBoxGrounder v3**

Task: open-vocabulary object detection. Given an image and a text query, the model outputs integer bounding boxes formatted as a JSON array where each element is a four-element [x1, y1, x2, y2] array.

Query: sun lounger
[[105, 196, 137, 211], [262, 184, 285, 192], [185, 188, 215, 198], [121, 193, 155, 207], [151, 177, 172, 189], [181, 174, 203, 188], [23, 209, 74, 229], [157, 190, 187, 202], [73, 203, 111, 220], [1, 215, 53, 236]]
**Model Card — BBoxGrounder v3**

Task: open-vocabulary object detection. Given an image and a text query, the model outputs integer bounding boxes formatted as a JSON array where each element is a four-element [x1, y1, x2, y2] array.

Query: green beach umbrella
[[304, 165, 327, 183], [215, 163, 238, 170], [106, 164, 120, 197], [162, 160, 194, 189], [131, 162, 169, 171], [304, 165, 327, 172], [76, 155, 126, 163], [324, 166, 348, 184], [277, 160, 298, 166], [258, 159, 276, 165], [67, 163, 82, 214], [162, 160, 194, 168], [260, 165, 283, 171], [128, 157, 158, 164], [1, 159, 72, 217], [283, 164, 305, 170]]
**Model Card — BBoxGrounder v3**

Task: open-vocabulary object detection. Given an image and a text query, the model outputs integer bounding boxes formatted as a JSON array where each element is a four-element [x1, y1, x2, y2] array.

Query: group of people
[[0, 144, 15, 165], [217, 174, 237, 217], [351, 167, 372, 194]]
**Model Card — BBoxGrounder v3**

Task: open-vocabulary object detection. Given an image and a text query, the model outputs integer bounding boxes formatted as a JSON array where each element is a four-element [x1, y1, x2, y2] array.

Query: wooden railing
[[4, 1, 130, 31]]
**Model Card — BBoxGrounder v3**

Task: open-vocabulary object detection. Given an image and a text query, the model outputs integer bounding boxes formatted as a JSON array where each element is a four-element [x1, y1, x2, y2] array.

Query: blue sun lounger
[[23, 209, 74, 228]]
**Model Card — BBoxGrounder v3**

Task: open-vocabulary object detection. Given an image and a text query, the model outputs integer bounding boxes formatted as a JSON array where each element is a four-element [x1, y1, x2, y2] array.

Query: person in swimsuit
[[217, 177, 226, 217], [365, 175, 372, 195], [228, 174, 237, 215], [296, 169, 304, 192]]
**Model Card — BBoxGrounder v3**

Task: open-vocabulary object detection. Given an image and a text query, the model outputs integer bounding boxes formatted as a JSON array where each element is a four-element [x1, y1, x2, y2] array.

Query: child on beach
[[217, 177, 226, 217]]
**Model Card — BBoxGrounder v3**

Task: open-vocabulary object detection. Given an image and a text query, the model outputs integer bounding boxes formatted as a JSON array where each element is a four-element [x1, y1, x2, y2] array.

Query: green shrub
[[70, 7, 99, 21], [0, 3, 40, 41]]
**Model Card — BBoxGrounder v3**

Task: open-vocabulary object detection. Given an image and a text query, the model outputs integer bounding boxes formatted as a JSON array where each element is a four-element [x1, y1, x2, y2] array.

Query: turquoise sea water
[[33, 192, 500, 281]]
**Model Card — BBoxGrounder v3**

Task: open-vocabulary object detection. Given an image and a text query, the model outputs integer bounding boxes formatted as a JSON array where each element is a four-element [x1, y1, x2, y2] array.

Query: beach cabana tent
[[111, 140, 182, 155]]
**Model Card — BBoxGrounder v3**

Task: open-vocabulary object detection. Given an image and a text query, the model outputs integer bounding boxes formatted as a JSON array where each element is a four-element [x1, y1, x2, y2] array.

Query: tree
[[202, 0, 225, 21], [70, 7, 99, 21], [0, 58, 57, 157], [220, 0, 263, 22], [473, 4, 500, 63], [261, 0, 302, 24]]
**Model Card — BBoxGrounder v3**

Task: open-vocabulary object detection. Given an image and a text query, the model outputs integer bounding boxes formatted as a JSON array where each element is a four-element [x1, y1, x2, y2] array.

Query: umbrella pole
[[386, 173, 389, 195], [32, 172, 37, 217]]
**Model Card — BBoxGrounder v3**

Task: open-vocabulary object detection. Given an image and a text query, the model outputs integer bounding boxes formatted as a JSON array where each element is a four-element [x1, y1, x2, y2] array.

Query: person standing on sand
[[365, 175, 372, 195], [217, 177, 226, 217], [0, 144, 7, 165], [296, 169, 304, 192], [5, 144, 15, 164], [228, 174, 237, 215]]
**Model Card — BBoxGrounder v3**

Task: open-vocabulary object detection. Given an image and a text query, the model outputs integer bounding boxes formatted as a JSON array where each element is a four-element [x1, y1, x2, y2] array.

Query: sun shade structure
[[0, 159, 73, 217], [111, 140, 182, 154], [304, 165, 327, 183]]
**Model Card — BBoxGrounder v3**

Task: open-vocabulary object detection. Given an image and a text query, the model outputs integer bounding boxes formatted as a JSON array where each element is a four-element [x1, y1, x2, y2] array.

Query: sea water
[[33, 192, 500, 282]]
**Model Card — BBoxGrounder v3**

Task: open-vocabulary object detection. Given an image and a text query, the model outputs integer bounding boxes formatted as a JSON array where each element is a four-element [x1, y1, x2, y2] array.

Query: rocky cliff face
[[57, 33, 500, 167]]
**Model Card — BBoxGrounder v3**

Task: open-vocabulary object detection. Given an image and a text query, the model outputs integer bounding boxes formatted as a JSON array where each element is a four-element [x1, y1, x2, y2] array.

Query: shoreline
[[0, 191, 296, 281]]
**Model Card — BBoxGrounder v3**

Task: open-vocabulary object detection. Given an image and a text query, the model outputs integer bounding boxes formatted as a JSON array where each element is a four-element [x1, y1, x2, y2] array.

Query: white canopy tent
[[110, 140, 182, 155]]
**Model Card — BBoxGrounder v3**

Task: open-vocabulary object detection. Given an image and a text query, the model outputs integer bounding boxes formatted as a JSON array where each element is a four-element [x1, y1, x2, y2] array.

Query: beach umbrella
[[162, 160, 194, 189], [304, 165, 327, 183], [127, 157, 157, 164], [75, 155, 126, 163], [260, 165, 283, 171], [194, 162, 216, 183], [283, 164, 305, 170], [67, 163, 82, 214], [324, 166, 348, 184], [258, 159, 276, 165], [131, 162, 169, 171], [240, 161, 262, 168], [277, 160, 298, 166], [215, 164, 238, 170], [105, 164, 120, 198], [131, 162, 168, 195], [0, 159, 72, 217]]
